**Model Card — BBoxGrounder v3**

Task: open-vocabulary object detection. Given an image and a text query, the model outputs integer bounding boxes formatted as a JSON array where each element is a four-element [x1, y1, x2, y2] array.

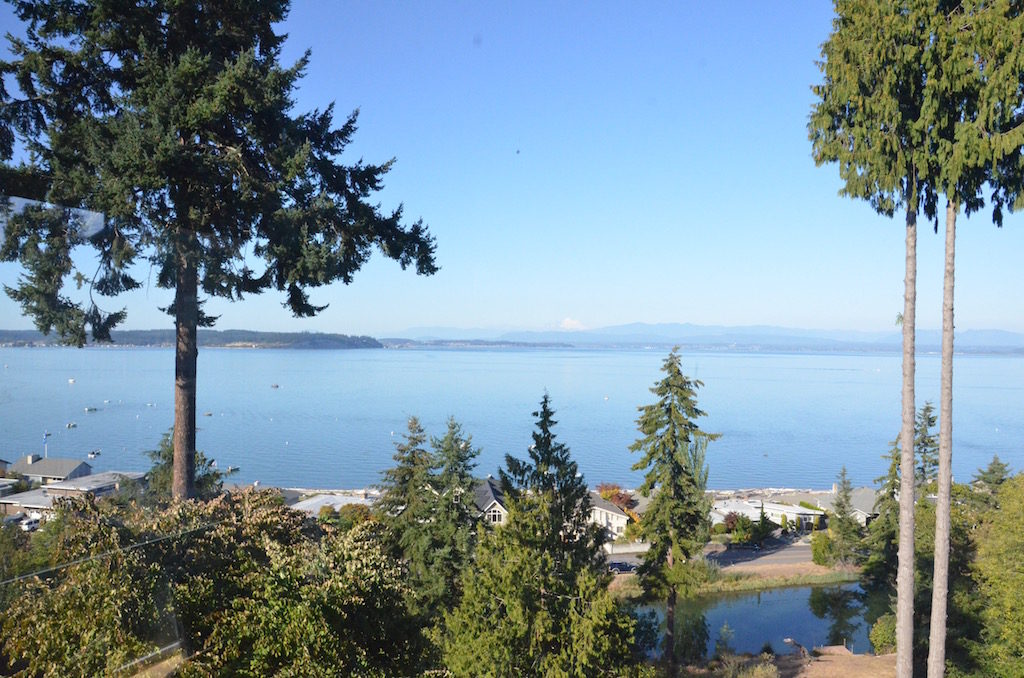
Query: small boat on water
[[270, 383, 280, 389], [68, 378, 75, 384], [203, 411, 213, 417], [84, 406, 98, 412], [66, 422, 77, 429], [87, 449, 101, 459]]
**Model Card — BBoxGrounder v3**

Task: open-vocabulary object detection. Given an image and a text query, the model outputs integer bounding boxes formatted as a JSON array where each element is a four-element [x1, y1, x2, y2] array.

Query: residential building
[[473, 476, 508, 525], [711, 498, 825, 531], [0, 470, 144, 516], [471, 477, 630, 539], [8, 454, 92, 485]]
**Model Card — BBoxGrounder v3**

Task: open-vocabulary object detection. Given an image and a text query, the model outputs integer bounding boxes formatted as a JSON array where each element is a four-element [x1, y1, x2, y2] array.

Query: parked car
[[20, 517, 39, 532], [608, 561, 637, 574]]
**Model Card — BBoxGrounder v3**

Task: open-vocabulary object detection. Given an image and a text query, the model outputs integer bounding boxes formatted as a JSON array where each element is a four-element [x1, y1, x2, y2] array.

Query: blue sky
[[2, 2, 1021, 336]]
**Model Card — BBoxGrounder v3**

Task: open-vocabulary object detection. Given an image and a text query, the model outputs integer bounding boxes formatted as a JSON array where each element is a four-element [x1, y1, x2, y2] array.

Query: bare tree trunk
[[665, 548, 676, 675], [172, 240, 198, 501], [927, 200, 956, 677], [896, 209, 918, 678]]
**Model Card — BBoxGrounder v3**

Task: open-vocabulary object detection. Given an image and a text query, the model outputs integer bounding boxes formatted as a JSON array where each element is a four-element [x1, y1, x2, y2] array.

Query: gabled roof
[[474, 476, 506, 513], [589, 492, 628, 517], [9, 457, 91, 479]]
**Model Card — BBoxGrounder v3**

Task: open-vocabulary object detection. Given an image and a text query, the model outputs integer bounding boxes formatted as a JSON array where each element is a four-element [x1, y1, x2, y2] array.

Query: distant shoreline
[[2, 327, 1023, 355]]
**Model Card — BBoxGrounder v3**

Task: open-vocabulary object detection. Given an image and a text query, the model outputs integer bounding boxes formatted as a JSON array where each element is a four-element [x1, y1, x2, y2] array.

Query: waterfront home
[[0, 470, 144, 516], [0, 457, 10, 474], [471, 477, 630, 540], [474, 476, 508, 525], [9, 454, 92, 485], [711, 498, 825, 531], [769, 487, 879, 527]]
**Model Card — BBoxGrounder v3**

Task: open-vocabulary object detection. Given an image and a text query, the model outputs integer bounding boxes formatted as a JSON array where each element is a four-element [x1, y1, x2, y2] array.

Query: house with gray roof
[[0, 470, 144, 516], [474, 476, 508, 525], [9, 454, 91, 485], [472, 477, 630, 539]]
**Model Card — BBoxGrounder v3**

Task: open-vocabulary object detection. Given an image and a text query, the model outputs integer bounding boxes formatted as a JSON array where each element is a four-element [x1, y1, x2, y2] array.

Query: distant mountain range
[[3, 323, 1022, 353], [0, 329, 381, 349], [396, 322, 1024, 354]]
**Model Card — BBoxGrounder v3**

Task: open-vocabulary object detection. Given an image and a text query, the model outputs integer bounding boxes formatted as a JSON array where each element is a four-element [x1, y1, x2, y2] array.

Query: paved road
[[706, 542, 813, 569]]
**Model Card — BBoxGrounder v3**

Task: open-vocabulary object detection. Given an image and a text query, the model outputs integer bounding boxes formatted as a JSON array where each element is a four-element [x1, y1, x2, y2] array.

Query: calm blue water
[[659, 583, 888, 660], [0, 347, 1021, 489]]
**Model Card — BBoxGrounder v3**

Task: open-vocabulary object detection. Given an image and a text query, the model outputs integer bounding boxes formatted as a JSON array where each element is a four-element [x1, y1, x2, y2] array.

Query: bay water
[[1, 346, 1021, 490]]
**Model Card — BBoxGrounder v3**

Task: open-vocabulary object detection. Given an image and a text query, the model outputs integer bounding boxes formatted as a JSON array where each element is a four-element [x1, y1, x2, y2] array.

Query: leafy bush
[[869, 613, 897, 654], [711, 522, 729, 535], [724, 512, 740, 532], [811, 531, 835, 566]]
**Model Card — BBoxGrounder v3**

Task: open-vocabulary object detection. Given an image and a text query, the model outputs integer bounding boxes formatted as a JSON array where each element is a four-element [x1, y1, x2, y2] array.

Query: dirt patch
[[795, 652, 895, 677], [725, 561, 833, 578]]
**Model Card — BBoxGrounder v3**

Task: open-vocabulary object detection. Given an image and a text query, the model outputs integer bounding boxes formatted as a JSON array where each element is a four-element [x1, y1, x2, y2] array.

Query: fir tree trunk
[[665, 586, 676, 675], [896, 208, 917, 678], [927, 200, 956, 677], [172, 239, 199, 501]]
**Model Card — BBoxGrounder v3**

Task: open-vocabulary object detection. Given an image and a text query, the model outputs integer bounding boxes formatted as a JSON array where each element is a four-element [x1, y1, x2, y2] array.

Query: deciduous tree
[[1, 0, 437, 500]]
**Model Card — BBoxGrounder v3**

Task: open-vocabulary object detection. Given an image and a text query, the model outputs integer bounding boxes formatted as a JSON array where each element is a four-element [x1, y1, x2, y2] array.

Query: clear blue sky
[[2, 2, 1021, 336]]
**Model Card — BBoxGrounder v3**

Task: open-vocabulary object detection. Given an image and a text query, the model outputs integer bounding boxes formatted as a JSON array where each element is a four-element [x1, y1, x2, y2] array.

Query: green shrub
[[869, 613, 897, 654], [711, 522, 729, 535], [811, 531, 834, 566], [780, 514, 789, 533]]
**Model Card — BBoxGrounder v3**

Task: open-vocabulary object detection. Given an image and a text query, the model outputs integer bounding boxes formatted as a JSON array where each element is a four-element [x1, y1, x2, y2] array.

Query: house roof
[[47, 471, 144, 493], [0, 488, 55, 511], [9, 456, 91, 479], [814, 488, 879, 516], [473, 476, 506, 513], [589, 492, 628, 517]]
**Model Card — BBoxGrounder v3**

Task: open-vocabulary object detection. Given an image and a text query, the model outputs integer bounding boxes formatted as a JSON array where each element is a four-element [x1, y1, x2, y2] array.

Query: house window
[[487, 508, 504, 524]]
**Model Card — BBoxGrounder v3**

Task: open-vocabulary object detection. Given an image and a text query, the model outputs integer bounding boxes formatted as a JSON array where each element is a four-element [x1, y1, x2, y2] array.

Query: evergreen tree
[[630, 349, 717, 672], [0, 1, 437, 500], [443, 396, 634, 676], [973, 455, 1010, 495], [377, 417, 436, 558], [810, 4, 941, 671], [862, 439, 901, 590], [914, 402, 939, 489], [830, 466, 861, 566], [500, 394, 606, 576], [418, 419, 479, 617]]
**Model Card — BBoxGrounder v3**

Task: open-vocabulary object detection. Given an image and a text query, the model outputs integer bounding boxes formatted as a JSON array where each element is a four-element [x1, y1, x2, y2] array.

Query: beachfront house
[[472, 477, 631, 540], [0, 470, 145, 517], [711, 498, 825, 531], [9, 454, 92, 485], [589, 493, 630, 539], [474, 476, 509, 525]]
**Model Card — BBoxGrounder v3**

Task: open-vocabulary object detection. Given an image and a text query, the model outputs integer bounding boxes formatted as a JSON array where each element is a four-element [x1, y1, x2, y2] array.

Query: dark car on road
[[608, 561, 638, 574]]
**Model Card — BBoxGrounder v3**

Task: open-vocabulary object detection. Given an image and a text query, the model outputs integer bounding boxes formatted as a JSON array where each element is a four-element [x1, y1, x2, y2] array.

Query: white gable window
[[487, 507, 504, 524]]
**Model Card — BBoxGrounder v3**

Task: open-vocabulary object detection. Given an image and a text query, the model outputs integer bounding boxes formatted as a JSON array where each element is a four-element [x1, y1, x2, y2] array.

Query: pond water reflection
[[646, 583, 889, 662]]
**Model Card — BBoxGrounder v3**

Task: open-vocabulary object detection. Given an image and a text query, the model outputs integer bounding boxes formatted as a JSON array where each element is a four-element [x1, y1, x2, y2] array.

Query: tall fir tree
[[419, 419, 479, 616], [830, 466, 862, 566], [0, 0, 436, 500], [443, 395, 634, 676], [500, 393, 606, 577], [862, 439, 902, 590], [810, 3, 943, 670], [914, 402, 939, 489], [630, 349, 717, 672], [377, 417, 436, 559], [972, 455, 1010, 495]]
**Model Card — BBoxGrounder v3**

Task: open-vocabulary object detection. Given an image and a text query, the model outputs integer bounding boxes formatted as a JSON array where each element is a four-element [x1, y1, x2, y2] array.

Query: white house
[[711, 498, 825, 531]]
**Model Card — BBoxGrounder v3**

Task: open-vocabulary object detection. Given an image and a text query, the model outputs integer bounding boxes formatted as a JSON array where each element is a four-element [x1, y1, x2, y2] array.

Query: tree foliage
[[443, 395, 635, 676], [972, 474, 1024, 677], [829, 466, 861, 566], [862, 439, 902, 590], [914, 402, 938, 489], [142, 430, 236, 505], [1, 0, 437, 499], [630, 349, 717, 670]]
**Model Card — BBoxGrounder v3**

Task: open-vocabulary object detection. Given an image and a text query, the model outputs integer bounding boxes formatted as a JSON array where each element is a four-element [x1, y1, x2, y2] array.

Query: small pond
[[643, 583, 889, 662]]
